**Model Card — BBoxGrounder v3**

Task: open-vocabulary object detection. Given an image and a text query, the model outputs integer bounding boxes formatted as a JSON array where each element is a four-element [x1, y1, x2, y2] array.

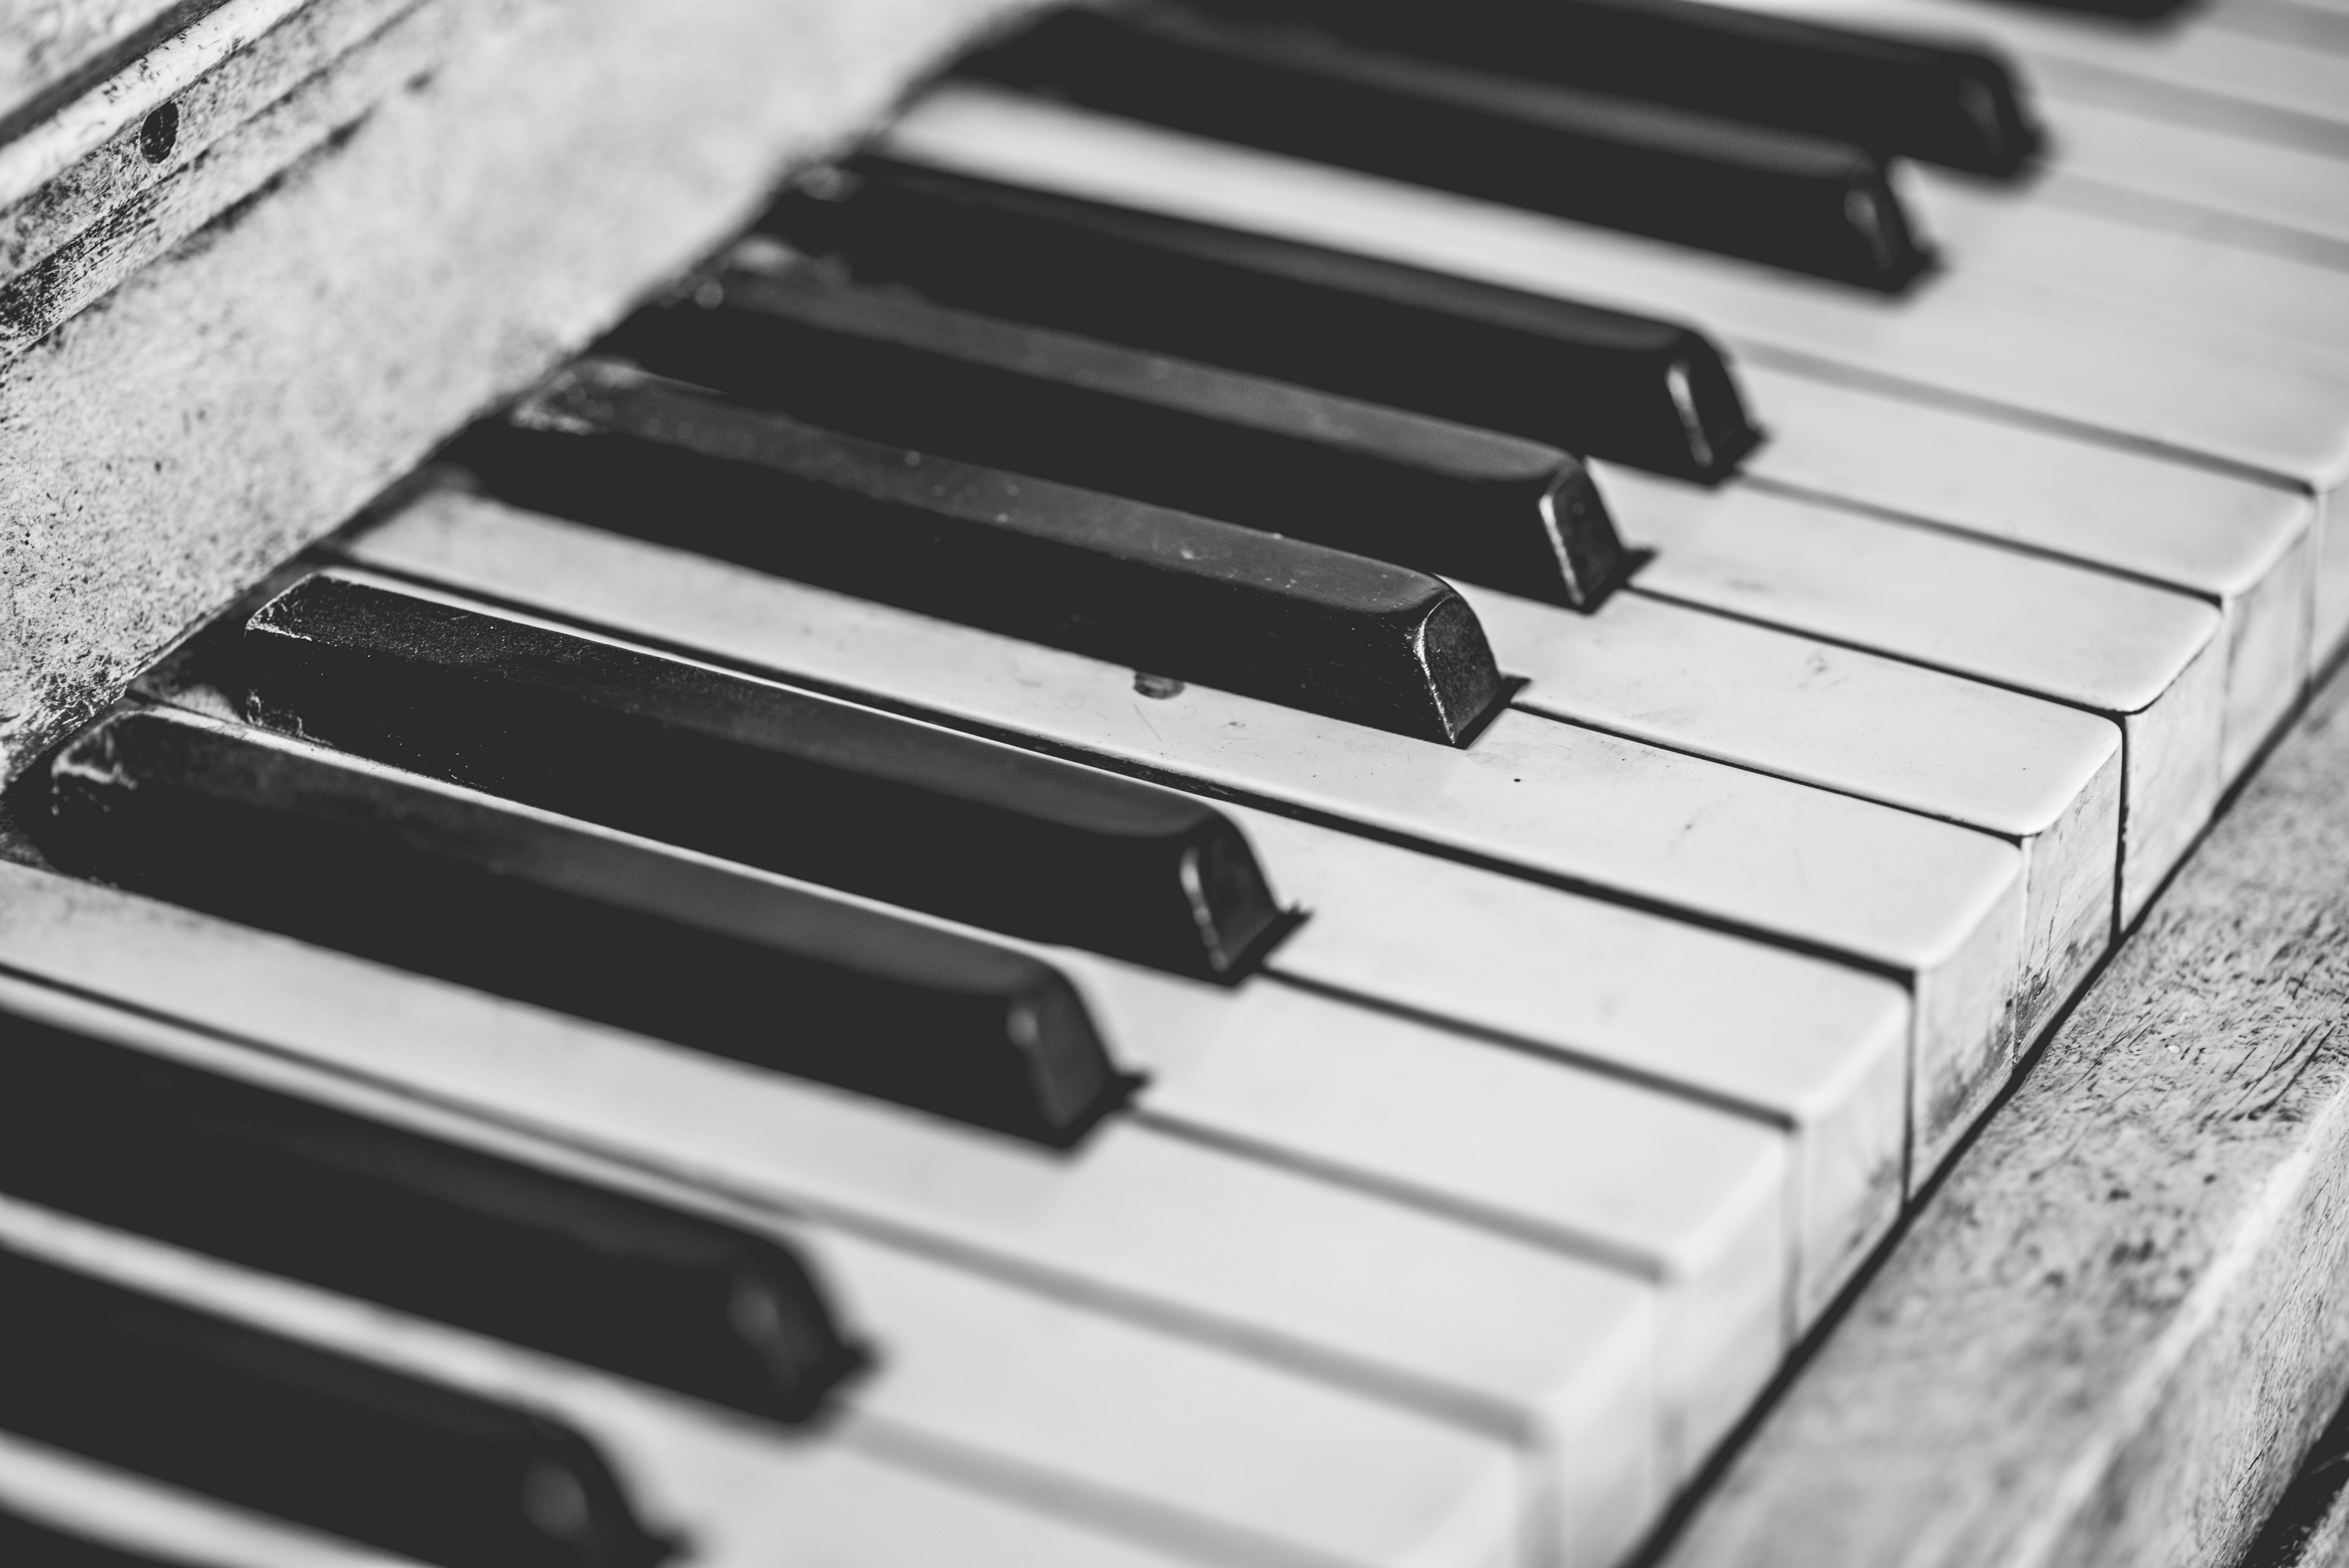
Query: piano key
[[956, 2, 1932, 290], [1454, 583, 2121, 1042], [1598, 466, 2224, 922], [0, 1205, 1233, 1568], [763, 154, 1761, 483], [1903, 168, 2349, 370], [880, 87, 2349, 492], [0, 973, 1540, 1568], [180, 584, 1791, 1474], [231, 568, 1289, 982], [41, 706, 1132, 1149], [1049, 957, 1789, 1474], [1224, 806, 1911, 1325], [1729, 0, 2349, 142], [0, 1240, 668, 1568], [2025, 96, 2349, 261], [460, 358, 1506, 747], [345, 490, 2030, 1180], [0, 996, 864, 1426], [0, 1431, 426, 1568], [188, 566, 1902, 1333], [1734, 365, 2318, 777], [1179, 0, 2042, 175], [0, 861, 1666, 1564], [612, 253, 1630, 608]]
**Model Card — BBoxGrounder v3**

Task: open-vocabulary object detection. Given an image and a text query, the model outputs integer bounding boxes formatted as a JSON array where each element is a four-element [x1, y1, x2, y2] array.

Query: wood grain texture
[[1651, 656, 2349, 1568], [0, 0, 1038, 779]]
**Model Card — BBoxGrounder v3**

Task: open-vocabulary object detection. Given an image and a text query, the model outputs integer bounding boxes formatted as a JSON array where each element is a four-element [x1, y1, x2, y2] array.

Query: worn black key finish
[[0, 998, 863, 1423], [237, 570, 1290, 980], [765, 157, 1759, 483], [615, 256, 1633, 609], [0, 1245, 667, 1568], [959, 3, 1932, 290], [1184, 0, 2041, 177], [454, 361, 1507, 745], [40, 707, 1128, 1148]]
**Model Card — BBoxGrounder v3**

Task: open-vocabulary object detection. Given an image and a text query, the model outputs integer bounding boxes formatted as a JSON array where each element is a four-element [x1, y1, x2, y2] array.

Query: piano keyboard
[[1, 0, 2343, 1562]]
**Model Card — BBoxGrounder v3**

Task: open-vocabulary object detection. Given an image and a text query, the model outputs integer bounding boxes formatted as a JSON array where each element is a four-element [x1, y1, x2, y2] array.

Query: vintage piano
[[1, 0, 2346, 1563]]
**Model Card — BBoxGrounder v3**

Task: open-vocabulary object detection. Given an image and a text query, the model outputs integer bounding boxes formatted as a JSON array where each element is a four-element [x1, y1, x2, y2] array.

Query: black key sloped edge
[[613, 254, 1637, 610], [0, 995, 866, 1425], [0, 1244, 670, 1568], [766, 156, 1762, 483], [238, 569, 1294, 982], [961, 3, 1935, 291], [38, 706, 1134, 1150], [1183, 0, 2044, 176], [454, 359, 1510, 748]]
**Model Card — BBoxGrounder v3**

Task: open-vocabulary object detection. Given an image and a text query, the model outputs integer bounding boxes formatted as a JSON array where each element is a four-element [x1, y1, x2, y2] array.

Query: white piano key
[[2029, 98, 2349, 261], [0, 1199, 1231, 1568], [1736, 365, 2316, 780], [166, 569, 1902, 1333], [1227, 808, 1911, 1325], [0, 973, 1542, 1568], [0, 862, 1665, 1566], [1069, 962, 1788, 1475], [880, 88, 2349, 492], [1457, 583, 2120, 1049], [25, 679, 1786, 1493], [1907, 172, 2349, 372], [1716, 0, 2349, 138], [1598, 466, 2225, 925], [346, 492, 2030, 1176]]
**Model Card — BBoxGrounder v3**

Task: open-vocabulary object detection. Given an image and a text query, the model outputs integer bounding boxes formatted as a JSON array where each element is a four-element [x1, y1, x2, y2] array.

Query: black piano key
[[1185, 0, 2042, 177], [40, 707, 1130, 1149], [612, 256, 1632, 608], [0, 1506, 192, 1568], [957, 3, 1932, 291], [453, 360, 1508, 747], [236, 570, 1290, 980], [0, 1000, 864, 1424], [0, 1246, 668, 1568], [765, 157, 1760, 483]]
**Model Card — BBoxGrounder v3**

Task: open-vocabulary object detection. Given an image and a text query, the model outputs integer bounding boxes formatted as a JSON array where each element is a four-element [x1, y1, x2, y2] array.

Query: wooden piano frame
[[5, 4, 2347, 1564]]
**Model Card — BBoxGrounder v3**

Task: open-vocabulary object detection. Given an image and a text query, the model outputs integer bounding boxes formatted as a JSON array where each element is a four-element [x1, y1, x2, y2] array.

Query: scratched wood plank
[[0, 0, 1037, 779], [1650, 656, 2349, 1568]]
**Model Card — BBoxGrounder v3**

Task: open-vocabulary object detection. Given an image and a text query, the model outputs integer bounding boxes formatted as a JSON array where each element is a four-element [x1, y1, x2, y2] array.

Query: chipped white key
[[1457, 582, 2120, 1047], [0, 971, 1541, 1568], [344, 492, 2030, 1178], [881, 88, 2349, 494], [1736, 365, 2316, 778], [0, 862, 1665, 1565], [1599, 465, 2223, 923], [1228, 808, 1910, 1324]]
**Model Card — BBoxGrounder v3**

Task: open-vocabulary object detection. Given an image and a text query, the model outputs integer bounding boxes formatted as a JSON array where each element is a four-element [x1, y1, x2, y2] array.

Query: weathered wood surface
[[1651, 656, 2349, 1568], [0, 0, 1036, 779], [0, 2, 193, 134]]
